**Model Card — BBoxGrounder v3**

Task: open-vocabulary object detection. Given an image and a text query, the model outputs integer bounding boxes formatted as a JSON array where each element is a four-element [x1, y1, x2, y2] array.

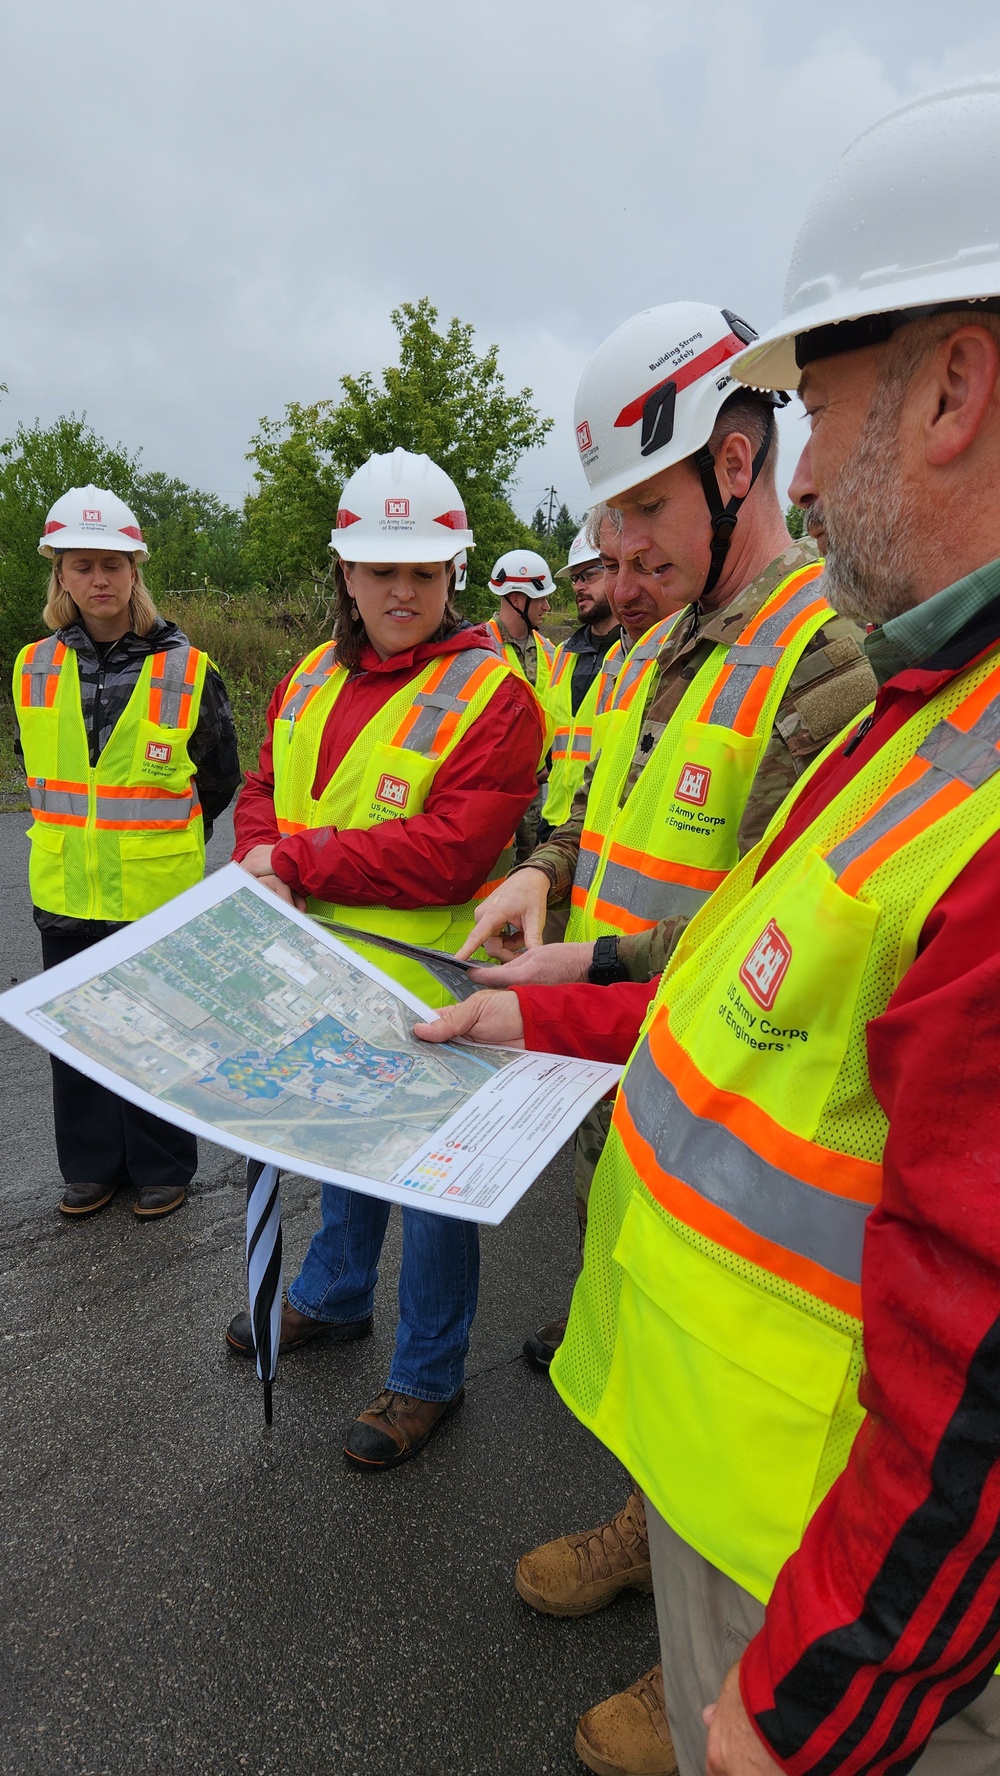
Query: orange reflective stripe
[[615, 659, 657, 712], [588, 898, 658, 934], [460, 656, 504, 700], [696, 566, 827, 736], [647, 1016, 882, 1206], [390, 704, 423, 748], [147, 651, 167, 725], [20, 638, 67, 707], [836, 767, 969, 896], [29, 775, 86, 793], [276, 818, 308, 835], [605, 838, 727, 896], [96, 783, 192, 801], [613, 1088, 862, 1317]]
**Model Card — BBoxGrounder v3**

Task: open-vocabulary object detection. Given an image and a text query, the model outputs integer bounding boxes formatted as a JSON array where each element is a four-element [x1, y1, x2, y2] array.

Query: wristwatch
[[587, 935, 631, 986]]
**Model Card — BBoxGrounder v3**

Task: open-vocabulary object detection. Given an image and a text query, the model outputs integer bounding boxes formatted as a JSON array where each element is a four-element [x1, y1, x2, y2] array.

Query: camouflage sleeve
[[619, 915, 690, 983], [509, 761, 592, 899]]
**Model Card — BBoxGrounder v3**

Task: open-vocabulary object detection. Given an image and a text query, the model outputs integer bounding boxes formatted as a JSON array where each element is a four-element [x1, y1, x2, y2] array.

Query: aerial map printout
[[0, 866, 621, 1224]]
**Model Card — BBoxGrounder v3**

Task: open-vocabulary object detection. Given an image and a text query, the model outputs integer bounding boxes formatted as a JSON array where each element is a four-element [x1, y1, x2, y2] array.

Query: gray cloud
[[2, 0, 999, 525]]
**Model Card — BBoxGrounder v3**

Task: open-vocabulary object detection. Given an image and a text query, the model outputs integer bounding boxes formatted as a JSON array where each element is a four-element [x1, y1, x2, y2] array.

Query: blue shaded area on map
[[213, 1016, 414, 1101]]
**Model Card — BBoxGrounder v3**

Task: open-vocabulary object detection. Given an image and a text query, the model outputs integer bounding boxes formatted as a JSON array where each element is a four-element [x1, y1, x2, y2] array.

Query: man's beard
[[821, 375, 922, 628]]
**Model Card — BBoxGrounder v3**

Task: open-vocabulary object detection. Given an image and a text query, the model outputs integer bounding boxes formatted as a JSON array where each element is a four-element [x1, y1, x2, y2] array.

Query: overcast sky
[[4, 1, 1000, 528]]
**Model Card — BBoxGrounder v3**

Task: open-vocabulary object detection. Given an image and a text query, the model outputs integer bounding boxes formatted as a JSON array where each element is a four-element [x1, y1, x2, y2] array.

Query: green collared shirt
[[864, 557, 1000, 686]]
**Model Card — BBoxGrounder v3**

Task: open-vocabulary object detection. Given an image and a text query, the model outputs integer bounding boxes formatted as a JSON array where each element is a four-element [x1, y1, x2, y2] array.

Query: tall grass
[[0, 583, 576, 809], [159, 586, 329, 770]]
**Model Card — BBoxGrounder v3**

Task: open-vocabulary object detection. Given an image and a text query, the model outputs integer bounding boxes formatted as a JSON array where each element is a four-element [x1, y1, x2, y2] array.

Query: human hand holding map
[[0, 865, 621, 1224]]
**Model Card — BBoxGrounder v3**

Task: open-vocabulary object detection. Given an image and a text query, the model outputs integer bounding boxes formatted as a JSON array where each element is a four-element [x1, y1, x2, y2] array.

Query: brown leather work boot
[[225, 1300, 372, 1357], [575, 1664, 678, 1776], [515, 1487, 651, 1616], [343, 1388, 464, 1469]]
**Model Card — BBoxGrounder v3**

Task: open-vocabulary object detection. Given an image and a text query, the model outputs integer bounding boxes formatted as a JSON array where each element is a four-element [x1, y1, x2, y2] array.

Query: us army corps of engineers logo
[[376, 773, 409, 810], [674, 761, 711, 806], [739, 919, 792, 1011]]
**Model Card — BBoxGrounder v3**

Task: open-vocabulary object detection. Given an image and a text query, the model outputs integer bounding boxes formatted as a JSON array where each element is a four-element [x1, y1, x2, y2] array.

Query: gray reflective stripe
[[280, 645, 339, 722], [613, 654, 655, 704], [29, 783, 88, 818], [149, 646, 198, 727], [591, 858, 710, 922], [624, 1041, 870, 1284], [827, 689, 1000, 879], [95, 793, 195, 825], [703, 580, 824, 729], [21, 637, 65, 706], [397, 649, 501, 757], [573, 844, 601, 892]]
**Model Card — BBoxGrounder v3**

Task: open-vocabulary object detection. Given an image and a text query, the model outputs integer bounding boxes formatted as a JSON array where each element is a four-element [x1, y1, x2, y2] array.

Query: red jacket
[[234, 626, 543, 908], [517, 616, 1000, 1772]]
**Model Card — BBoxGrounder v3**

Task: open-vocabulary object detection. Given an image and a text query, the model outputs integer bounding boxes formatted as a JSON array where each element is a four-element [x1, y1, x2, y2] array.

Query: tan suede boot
[[574, 1664, 678, 1776], [515, 1488, 651, 1616]]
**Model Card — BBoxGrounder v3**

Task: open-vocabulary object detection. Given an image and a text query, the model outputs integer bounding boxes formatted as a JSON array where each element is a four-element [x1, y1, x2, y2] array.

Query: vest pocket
[[608, 1188, 854, 1604], [27, 820, 67, 914], [118, 829, 202, 921]]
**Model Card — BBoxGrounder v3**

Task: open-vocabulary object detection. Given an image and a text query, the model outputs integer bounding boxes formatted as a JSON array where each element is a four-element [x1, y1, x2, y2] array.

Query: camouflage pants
[[574, 1096, 615, 1250]]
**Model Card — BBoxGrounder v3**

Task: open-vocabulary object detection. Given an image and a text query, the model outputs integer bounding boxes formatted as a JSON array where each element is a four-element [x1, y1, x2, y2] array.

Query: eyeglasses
[[570, 565, 605, 587]]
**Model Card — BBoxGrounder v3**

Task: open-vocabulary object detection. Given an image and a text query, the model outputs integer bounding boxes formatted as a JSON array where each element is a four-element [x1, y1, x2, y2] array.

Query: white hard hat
[[453, 548, 468, 594], [574, 301, 785, 599], [331, 447, 474, 563], [733, 80, 1000, 391], [556, 524, 602, 579], [39, 484, 147, 560], [489, 548, 555, 600], [573, 302, 770, 507]]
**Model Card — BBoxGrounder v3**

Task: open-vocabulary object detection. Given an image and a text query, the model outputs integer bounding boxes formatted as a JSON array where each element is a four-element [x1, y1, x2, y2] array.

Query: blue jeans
[[287, 1185, 479, 1402]]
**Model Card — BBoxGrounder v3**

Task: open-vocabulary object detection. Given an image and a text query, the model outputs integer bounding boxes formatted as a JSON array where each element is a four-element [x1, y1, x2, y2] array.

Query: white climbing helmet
[[573, 301, 767, 507], [556, 523, 601, 579], [39, 484, 148, 560], [489, 548, 555, 599], [331, 448, 474, 562], [453, 549, 468, 595], [732, 80, 1000, 392]]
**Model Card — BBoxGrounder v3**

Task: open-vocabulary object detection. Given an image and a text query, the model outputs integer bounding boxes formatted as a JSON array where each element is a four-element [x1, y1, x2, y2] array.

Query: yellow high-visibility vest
[[484, 616, 556, 698], [14, 635, 208, 922], [543, 636, 625, 831], [271, 639, 517, 1003], [552, 640, 1000, 1604], [565, 562, 829, 943]]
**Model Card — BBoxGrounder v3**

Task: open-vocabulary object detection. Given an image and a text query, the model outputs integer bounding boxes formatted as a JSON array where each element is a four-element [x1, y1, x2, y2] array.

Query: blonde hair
[[43, 555, 159, 637]]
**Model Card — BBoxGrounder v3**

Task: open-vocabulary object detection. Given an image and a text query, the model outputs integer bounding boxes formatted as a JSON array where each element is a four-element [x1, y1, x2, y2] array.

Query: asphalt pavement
[[0, 808, 655, 1776]]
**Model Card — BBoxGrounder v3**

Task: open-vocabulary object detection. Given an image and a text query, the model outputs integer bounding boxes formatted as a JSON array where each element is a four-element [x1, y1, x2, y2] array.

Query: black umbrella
[[244, 1158, 283, 1424]]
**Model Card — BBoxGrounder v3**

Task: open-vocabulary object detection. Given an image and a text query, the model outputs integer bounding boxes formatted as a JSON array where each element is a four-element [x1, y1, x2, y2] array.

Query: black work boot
[[59, 1181, 118, 1218]]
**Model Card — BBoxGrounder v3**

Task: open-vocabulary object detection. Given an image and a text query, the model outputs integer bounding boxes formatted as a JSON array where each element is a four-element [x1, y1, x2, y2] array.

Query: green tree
[[245, 298, 554, 619], [552, 500, 580, 553], [0, 414, 256, 664], [785, 502, 806, 540], [134, 471, 252, 597], [0, 414, 141, 662]]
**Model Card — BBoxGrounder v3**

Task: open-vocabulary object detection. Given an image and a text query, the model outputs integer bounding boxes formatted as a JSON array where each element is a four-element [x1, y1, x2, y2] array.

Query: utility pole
[[541, 485, 559, 535]]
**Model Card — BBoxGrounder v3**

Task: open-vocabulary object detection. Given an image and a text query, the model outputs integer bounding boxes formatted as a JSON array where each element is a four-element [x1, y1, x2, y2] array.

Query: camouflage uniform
[[491, 615, 551, 864], [515, 539, 879, 1219]]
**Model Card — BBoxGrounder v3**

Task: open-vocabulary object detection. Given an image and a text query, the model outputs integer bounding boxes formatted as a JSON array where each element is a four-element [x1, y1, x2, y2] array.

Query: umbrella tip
[[264, 1380, 273, 1426]]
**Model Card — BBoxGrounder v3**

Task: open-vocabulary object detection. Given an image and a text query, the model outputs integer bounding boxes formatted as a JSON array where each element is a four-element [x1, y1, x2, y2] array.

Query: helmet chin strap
[[505, 590, 541, 633], [691, 401, 786, 603]]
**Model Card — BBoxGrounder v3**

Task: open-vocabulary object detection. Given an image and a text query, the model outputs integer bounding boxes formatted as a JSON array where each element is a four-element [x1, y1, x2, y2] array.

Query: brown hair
[[706, 389, 780, 482], [43, 555, 159, 637], [332, 558, 461, 669]]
